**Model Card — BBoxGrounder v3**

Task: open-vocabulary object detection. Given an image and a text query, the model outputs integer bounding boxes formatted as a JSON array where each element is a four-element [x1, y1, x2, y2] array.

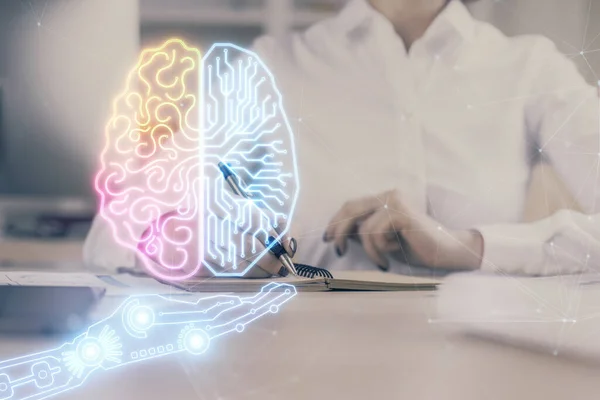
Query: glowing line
[[95, 39, 300, 280], [0, 284, 296, 400], [95, 38, 204, 281]]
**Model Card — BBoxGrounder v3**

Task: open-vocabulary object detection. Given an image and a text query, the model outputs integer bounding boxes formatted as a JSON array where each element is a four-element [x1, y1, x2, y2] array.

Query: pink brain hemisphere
[[96, 40, 299, 280]]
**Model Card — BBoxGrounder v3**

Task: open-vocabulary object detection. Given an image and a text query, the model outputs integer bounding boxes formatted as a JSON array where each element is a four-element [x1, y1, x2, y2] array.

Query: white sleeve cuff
[[476, 220, 553, 275], [83, 216, 137, 271]]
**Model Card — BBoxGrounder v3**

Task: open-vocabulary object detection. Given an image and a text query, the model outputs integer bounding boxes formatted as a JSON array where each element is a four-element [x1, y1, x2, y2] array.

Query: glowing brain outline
[[96, 39, 299, 280]]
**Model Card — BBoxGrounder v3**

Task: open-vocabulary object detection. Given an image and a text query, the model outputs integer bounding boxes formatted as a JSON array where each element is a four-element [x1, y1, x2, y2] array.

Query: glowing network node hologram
[[0, 283, 297, 400], [95, 38, 299, 280]]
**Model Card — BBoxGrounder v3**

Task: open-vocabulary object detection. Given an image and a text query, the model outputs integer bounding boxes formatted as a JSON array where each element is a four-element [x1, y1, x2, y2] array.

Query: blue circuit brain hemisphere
[[201, 44, 299, 276]]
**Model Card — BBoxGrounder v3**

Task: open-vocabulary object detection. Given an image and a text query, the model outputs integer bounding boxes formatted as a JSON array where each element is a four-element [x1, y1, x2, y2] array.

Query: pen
[[218, 162, 298, 277]]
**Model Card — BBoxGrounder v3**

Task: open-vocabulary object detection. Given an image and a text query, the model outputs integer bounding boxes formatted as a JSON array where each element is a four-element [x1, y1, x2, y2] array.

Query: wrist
[[444, 229, 484, 270]]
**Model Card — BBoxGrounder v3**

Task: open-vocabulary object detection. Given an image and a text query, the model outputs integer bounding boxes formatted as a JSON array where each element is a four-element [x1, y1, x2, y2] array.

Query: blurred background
[[0, 0, 597, 258]]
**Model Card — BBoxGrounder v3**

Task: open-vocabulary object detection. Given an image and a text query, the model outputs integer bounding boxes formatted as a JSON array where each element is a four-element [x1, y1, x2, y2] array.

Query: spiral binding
[[294, 263, 334, 279]]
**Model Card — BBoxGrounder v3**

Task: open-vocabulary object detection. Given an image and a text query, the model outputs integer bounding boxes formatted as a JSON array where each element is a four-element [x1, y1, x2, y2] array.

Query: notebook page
[[330, 271, 440, 285], [172, 271, 440, 292], [171, 275, 328, 292]]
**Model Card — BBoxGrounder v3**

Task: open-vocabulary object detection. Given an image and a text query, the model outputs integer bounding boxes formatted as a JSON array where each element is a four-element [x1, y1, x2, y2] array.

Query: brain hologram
[[95, 39, 299, 280]]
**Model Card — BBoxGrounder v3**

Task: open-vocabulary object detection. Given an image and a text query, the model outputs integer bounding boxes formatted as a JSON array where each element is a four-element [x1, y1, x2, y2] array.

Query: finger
[[243, 235, 284, 276], [380, 230, 404, 253], [358, 210, 392, 270], [285, 237, 297, 257], [325, 196, 382, 255], [272, 215, 296, 257], [324, 196, 382, 240], [273, 214, 289, 234]]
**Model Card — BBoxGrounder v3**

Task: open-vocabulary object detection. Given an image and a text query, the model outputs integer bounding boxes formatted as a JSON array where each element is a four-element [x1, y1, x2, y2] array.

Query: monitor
[[0, 0, 139, 205]]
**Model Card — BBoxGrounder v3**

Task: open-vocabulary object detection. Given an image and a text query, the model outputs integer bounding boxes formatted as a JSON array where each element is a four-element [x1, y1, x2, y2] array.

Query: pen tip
[[218, 161, 233, 178]]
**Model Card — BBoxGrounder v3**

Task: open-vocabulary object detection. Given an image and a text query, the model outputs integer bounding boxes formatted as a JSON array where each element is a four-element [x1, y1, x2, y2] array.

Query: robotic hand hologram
[[0, 283, 296, 400]]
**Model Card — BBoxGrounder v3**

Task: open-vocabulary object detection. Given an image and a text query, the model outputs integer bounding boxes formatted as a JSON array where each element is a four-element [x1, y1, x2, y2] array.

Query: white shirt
[[84, 0, 600, 276]]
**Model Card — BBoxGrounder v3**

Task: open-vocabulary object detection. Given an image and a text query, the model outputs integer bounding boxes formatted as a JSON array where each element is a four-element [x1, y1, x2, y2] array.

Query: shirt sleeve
[[83, 213, 137, 271], [478, 38, 600, 275]]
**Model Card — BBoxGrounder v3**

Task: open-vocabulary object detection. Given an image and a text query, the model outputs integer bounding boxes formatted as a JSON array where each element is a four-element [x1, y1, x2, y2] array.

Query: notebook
[[171, 270, 440, 293]]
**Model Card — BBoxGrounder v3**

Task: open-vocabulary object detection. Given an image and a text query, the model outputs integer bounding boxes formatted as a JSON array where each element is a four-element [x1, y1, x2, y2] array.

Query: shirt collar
[[423, 0, 475, 43], [337, 0, 476, 48], [336, 0, 377, 34]]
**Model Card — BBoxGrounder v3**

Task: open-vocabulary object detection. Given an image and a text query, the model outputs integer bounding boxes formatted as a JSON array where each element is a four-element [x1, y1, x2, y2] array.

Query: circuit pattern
[[0, 283, 297, 400], [200, 44, 299, 276], [95, 39, 299, 280]]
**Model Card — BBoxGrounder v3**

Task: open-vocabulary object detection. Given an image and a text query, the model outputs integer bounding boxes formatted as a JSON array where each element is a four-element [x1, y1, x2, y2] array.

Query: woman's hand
[[323, 190, 484, 271]]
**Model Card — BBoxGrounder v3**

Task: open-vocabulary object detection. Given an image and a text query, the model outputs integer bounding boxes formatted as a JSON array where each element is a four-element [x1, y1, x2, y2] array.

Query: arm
[[323, 39, 599, 275], [477, 38, 600, 275]]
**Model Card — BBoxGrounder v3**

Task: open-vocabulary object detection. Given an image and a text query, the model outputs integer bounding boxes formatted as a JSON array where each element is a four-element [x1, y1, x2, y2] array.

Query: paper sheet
[[0, 271, 105, 287], [0, 271, 189, 297]]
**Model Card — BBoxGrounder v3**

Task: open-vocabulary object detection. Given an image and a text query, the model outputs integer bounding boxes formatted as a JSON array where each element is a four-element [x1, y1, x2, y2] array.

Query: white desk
[[1, 291, 599, 400]]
